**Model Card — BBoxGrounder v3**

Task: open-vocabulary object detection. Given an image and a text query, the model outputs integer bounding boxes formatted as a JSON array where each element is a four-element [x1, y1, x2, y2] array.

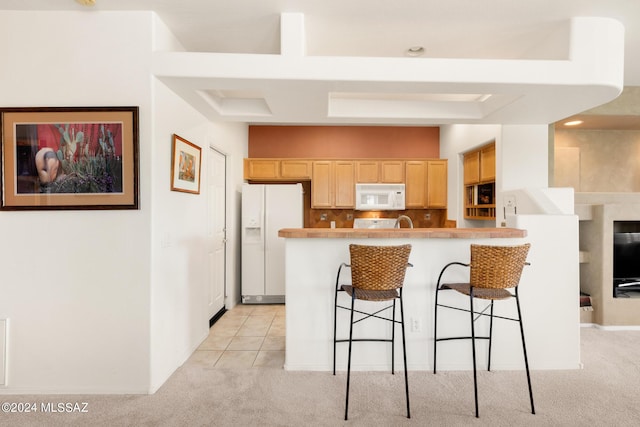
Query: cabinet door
[[281, 160, 311, 179], [334, 161, 355, 208], [311, 161, 333, 208], [463, 151, 480, 184], [356, 161, 379, 183], [427, 160, 447, 208], [480, 144, 496, 182], [405, 161, 427, 207], [380, 161, 405, 183], [244, 159, 279, 180]]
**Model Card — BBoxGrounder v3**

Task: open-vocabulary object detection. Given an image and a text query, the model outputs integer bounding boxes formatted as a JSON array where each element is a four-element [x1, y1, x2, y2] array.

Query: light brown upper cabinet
[[355, 160, 379, 183], [463, 142, 496, 220], [405, 160, 448, 208], [464, 143, 495, 185], [244, 158, 312, 180], [463, 151, 480, 185], [311, 161, 333, 207], [427, 160, 448, 208], [245, 157, 447, 209], [244, 158, 280, 180], [405, 161, 427, 207], [355, 160, 405, 183], [281, 159, 312, 179], [479, 144, 496, 182], [380, 161, 405, 183], [334, 161, 356, 208], [311, 161, 355, 208]]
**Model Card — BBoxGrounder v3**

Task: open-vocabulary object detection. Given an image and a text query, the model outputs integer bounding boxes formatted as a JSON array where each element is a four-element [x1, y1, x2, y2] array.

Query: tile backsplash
[[309, 209, 446, 228]]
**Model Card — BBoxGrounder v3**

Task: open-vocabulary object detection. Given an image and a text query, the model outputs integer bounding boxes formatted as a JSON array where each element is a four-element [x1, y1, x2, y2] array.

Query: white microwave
[[355, 183, 405, 211]]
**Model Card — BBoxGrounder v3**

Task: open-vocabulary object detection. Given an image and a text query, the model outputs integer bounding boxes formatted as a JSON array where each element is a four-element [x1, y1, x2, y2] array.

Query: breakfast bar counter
[[278, 227, 527, 239], [279, 219, 581, 373]]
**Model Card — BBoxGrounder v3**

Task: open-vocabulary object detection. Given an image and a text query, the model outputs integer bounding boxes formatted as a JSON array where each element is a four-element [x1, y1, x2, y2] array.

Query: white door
[[207, 147, 226, 320]]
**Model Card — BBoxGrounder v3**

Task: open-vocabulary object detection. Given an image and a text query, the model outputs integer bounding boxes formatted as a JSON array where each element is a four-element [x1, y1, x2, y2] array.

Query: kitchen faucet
[[395, 215, 414, 229]]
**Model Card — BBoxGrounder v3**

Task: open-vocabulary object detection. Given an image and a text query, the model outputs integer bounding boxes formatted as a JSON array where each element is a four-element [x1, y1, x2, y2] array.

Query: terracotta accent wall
[[249, 125, 439, 158], [247, 125, 444, 229]]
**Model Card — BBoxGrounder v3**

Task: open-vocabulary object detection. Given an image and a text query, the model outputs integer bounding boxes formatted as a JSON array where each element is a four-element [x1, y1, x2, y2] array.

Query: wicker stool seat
[[441, 283, 513, 300], [333, 244, 412, 421], [340, 285, 399, 301], [433, 243, 534, 418]]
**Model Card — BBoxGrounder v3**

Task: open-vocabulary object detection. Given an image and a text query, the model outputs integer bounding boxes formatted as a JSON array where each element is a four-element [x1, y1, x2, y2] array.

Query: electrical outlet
[[505, 195, 516, 208], [424, 213, 431, 220], [347, 213, 353, 220], [320, 213, 328, 221], [411, 317, 422, 332]]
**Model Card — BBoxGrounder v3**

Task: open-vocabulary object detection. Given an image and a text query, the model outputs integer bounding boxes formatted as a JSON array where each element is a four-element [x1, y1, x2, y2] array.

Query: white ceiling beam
[[280, 13, 305, 57], [152, 17, 624, 125]]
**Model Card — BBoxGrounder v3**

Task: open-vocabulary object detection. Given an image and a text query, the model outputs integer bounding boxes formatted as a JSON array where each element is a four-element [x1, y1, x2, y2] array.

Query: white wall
[[440, 124, 550, 226], [440, 124, 501, 227], [438, 124, 580, 369], [0, 11, 248, 394], [500, 125, 549, 190], [507, 214, 581, 369], [0, 11, 153, 393], [149, 44, 247, 389]]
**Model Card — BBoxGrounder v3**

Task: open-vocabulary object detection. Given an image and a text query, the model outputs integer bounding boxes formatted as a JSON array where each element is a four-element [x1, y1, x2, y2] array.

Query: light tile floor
[[189, 304, 286, 369]]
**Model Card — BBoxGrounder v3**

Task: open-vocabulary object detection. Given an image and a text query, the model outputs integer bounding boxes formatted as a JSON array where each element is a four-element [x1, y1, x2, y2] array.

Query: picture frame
[[0, 106, 139, 210], [171, 134, 201, 194], [477, 182, 495, 205]]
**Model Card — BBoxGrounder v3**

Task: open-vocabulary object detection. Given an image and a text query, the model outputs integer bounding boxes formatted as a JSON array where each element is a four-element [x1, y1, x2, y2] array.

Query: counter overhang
[[278, 227, 526, 239]]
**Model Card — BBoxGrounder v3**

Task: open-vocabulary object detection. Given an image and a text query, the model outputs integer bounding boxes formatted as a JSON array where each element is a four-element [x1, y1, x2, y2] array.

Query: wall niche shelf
[[465, 182, 495, 219], [463, 142, 496, 220]]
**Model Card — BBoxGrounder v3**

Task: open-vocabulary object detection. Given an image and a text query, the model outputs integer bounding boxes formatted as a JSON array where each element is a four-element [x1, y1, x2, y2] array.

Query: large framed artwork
[[170, 134, 201, 195], [0, 106, 139, 210]]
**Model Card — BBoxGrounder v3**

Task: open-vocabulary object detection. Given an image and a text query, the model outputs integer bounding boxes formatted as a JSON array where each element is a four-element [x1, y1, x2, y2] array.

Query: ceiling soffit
[[153, 14, 624, 125]]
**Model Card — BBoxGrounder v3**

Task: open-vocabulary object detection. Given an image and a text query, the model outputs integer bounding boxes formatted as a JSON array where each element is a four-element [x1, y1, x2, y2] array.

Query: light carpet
[[2, 327, 640, 426]]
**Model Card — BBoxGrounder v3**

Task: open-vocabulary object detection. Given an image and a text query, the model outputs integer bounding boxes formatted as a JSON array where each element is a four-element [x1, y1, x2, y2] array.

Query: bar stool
[[332, 244, 412, 421], [433, 243, 534, 418]]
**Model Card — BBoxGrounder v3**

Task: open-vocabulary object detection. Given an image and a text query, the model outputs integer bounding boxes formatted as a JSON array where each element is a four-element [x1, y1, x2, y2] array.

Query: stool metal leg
[[333, 286, 339, 375], [391, 299, 396, 375], [399, 288, 411, 418], [488, 301, 494, 371], [433, 286, 440, 374], [333, 263, 348, 376], [469, 287, 479, 418], [515, 288, 535, 414], [345, 291, 356, 421]]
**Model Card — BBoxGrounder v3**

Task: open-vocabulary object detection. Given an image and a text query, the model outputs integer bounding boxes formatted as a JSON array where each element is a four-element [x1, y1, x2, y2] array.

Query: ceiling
[[555, 115, 640, 131], [1, 0, 639, 127]]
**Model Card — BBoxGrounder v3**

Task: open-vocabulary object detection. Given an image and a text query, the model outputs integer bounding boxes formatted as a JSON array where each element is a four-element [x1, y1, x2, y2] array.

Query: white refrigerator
[[241, 183, 303, 304]]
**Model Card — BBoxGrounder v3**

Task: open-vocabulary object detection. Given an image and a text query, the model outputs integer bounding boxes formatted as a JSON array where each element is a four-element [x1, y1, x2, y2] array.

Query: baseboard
[[593, 324, 640, 331], [241, 295, 285, 304], [285, 363, 431, 372], [581, 322, 640, 331], [0, 386, 149, 395], [209, 307, 227, 327]]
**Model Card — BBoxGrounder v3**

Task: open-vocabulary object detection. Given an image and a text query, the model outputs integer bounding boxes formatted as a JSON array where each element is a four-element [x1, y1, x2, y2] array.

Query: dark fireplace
[[613, 221, 640, 298]]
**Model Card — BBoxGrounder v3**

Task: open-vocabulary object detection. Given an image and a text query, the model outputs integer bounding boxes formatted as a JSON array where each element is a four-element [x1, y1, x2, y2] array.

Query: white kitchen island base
[[280, 221, 580, 372]]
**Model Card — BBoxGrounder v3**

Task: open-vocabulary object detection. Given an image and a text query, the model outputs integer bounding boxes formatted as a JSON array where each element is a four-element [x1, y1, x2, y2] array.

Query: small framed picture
[[0, 106, 139, 210], [477, 183, 494, 205], [171, 134, 201, 194]]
